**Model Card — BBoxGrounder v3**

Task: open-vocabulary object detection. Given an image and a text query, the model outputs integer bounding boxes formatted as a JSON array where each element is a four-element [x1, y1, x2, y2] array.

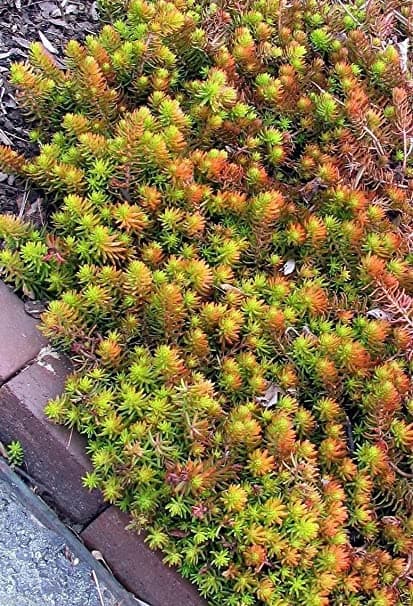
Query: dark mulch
[[0, 0, 100, 217]]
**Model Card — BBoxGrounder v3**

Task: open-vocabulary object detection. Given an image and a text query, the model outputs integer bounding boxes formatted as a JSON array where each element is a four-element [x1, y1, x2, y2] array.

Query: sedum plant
[[1, 0, 413, 604], [6, 440, 24, 467]]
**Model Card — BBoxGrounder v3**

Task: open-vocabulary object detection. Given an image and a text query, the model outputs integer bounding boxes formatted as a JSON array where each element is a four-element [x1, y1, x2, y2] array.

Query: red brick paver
[[82, 507, 207, 606], [0, 352, 104, 524], [0, 282, 47, 383]]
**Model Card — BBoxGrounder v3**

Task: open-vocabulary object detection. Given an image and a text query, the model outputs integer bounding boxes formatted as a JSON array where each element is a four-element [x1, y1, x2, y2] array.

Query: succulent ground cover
[[0, 0, 99, 215], [0, 0, 413, 604]]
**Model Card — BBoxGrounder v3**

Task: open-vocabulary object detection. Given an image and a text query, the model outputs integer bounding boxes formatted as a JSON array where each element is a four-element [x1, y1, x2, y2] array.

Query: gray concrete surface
[[0, 469, 140, 606]]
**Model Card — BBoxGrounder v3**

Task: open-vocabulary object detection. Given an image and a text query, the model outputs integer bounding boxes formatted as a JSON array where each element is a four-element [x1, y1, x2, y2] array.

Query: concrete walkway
[[0, 462, 140, 606]]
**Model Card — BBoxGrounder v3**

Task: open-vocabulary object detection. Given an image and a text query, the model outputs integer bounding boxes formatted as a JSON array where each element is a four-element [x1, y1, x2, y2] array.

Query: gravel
[[0, 471, 137, 606]]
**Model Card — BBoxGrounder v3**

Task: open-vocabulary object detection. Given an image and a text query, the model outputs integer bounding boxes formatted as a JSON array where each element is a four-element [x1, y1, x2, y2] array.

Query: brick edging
[[82, 508, 206, 606], [0, 459, 140, 606], [0, 281, 207, 606]]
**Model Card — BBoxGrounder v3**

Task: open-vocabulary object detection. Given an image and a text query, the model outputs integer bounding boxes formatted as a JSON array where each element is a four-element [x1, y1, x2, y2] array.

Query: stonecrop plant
[[0, 0, 413, 603]]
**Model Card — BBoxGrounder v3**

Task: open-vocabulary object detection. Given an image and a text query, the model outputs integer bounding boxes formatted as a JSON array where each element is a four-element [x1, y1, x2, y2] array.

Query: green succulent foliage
[[6, 441, 24, 467], [0, 0, 413, 605]]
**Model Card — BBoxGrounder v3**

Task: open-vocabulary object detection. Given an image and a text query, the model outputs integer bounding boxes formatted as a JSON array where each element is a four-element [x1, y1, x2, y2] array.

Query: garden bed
[[0, 1, 412, 605], [0, 0, 99, 216]]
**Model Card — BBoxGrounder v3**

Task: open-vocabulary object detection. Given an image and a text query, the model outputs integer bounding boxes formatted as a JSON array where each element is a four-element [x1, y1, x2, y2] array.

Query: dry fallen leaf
[[91, 549, 105, 562], [256, 383, 285, 408], [24, 300, 47, 319], [91, 549, 113, 573], [282, 259, 295, 275], [0, 129, 13, 146], [92, 570, 105, 606], [39, 31, 58, 55], [219, 283, 245, 295], [398, 39, 409, 74], [91, 1, 99, 20], [0, 51, 14, 60], [366, 308, 391, 320]]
